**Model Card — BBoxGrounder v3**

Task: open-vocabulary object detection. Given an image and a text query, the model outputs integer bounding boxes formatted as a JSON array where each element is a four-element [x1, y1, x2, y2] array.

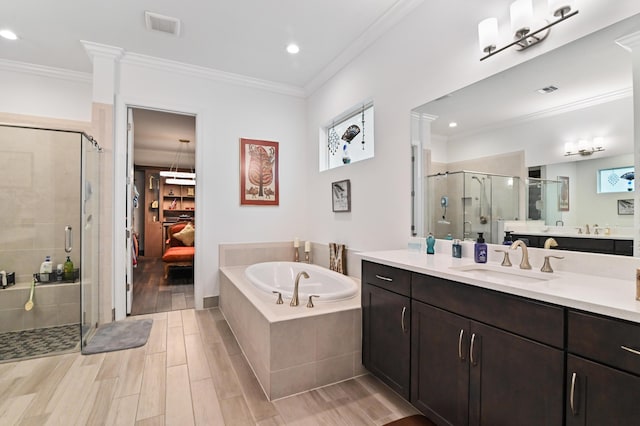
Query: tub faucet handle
[[307, 295, 320, 308], [272, 291, 283, 305]]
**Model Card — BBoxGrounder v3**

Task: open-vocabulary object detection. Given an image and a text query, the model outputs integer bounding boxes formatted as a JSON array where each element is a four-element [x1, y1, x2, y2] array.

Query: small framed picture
[[331, 179, 351, 212], [618, 199, 634, 215]]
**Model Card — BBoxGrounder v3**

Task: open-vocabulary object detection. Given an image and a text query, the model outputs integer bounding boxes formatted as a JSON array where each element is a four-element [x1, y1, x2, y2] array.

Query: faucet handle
[[541, 255, 564, 273], [272, 291, 284, 304], [577, 227, 583, 234], [494, 249, 512, 267], [307, 295, 320, 308]]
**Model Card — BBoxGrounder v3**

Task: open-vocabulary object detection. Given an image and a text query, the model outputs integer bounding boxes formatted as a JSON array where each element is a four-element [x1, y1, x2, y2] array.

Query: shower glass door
[[80, 134, 101, 349]]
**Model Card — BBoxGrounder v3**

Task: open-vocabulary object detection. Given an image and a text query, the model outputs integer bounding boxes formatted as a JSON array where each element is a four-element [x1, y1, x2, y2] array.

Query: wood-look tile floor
[[0, 308, 419, 425], [131, 257, 194, 316]]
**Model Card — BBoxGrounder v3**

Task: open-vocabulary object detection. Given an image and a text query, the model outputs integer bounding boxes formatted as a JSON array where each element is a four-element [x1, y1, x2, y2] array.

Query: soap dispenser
[[426, 233, 435, 254], [474, 233, 487, 263], [63, 256, 74, 281], [503, 231, 514, 245]]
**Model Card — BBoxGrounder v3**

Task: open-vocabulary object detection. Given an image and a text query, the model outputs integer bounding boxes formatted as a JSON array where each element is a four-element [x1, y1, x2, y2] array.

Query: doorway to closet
[[128, 108, 196, 316]]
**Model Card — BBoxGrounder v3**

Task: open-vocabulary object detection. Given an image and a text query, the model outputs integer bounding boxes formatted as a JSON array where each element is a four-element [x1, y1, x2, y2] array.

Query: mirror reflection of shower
[[471, 176, 488, 225], [425, 171, 520, 244]]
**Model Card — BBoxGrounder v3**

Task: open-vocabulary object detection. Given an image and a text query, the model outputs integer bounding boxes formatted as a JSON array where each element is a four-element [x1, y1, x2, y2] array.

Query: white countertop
[[359, 250, 640, 324]]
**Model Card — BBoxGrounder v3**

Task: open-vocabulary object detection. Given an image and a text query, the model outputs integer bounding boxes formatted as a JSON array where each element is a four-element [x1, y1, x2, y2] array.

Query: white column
[[616, 31, 640, 257]]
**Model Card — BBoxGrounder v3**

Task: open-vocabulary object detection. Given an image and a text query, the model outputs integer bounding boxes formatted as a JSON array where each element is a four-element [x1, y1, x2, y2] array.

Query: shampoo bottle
[[40, 256, 53, 281], [474, 233, 487, 263], [452, 239, 462, 258], [426, 233, 435, 254]]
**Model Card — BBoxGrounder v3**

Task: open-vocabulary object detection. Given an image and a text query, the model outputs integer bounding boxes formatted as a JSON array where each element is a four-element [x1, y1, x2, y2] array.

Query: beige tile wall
[[0, 125, 83, 331], [0, 282, 80, 332], [219, 241, 364, 400], [220, 269, 362, 400], [219, 241, 361, 280]]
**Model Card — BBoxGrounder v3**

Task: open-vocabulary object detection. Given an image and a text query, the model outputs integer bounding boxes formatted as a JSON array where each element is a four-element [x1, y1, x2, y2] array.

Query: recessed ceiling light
[[0, 29, 18, 40], [449, 122, 458, 128], [286, 43, 300, 54]]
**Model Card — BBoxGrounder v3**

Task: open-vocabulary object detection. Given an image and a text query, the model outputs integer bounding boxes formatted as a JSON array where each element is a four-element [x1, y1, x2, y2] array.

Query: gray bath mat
[[82, 319, 153, 355]]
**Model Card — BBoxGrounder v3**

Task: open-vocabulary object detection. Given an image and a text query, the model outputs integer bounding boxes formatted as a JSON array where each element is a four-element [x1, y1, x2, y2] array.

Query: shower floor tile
[[0, 323, 79, 362]]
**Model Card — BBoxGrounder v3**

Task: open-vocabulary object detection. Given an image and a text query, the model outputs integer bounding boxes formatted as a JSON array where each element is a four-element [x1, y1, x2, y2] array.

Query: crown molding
[[0, 58, 92, 83], [80, 40, 124, 63], [120, 52, 306, 98], [304, 0, 424, 95], [448, 87, 633, 141], [616, 31, 640, 51]]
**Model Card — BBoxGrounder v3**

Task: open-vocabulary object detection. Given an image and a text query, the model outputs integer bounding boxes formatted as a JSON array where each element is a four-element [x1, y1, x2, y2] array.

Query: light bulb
[[478, 17, 499, 53], [510, 0, 533, 37]]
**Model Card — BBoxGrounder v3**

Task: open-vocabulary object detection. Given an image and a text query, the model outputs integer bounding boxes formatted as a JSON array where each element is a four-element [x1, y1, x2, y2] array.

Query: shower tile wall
[[0, 126, 81, 331]]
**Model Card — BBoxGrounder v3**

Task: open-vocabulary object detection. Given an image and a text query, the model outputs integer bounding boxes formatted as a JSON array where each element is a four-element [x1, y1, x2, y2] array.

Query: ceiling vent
[[145, 11, 181, 36], [536, 85, 558, 94]]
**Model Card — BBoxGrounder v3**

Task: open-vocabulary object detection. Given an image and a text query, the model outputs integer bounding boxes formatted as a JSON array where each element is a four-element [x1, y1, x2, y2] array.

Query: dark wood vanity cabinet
[[566, 310, 640, 425], [411, 279, 564, 426], [511, 233, 633, 256], [362, 261, 411, 399]]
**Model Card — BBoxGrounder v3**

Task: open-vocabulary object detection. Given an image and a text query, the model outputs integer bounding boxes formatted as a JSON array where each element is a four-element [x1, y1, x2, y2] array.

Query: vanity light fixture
[[564, 137, 605, 157], [160, 139, 196, 184], [478, 0, 578, 61], [0, 29, 18, 40], [449, 122, 458, 128], [286, 43, 300, 54]]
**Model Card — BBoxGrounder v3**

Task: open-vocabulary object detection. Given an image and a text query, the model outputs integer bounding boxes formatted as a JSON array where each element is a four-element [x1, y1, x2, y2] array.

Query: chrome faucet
[[290, 271, 309, 306], [510, 240, 532, 269], [585, 224, 590, 235], [555, 220, 564, 226]]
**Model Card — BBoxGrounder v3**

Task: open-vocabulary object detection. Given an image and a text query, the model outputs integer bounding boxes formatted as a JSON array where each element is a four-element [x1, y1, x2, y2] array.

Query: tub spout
[[291, 271, 310, 307]]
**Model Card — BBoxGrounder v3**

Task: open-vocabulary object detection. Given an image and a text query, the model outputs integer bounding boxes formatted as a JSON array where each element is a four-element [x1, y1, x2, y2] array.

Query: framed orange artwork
[[240, 138, 279, 206]]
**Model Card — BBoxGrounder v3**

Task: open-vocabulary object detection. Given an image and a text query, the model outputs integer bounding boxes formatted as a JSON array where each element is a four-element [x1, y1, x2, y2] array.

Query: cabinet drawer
[[568, 310, 640, 375], [362, 261, 411, 297], [412, 272, 564, 348]]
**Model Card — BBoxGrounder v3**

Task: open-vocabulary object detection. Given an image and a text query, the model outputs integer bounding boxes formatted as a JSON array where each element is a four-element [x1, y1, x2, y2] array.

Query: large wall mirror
[[412, 13, 639, 254]]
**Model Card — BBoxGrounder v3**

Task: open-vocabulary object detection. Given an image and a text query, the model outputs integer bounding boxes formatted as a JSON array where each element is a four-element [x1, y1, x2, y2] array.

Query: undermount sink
[[449, 264, 556, 284]]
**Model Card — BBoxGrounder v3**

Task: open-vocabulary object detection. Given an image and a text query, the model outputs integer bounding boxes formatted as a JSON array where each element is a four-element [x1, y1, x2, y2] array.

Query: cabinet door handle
[[570, 372, 578, 416], [458, 329, 465, 361], [401, 307, 407, 333], [470, 333, 477, 365], [621, 345, 640, 356], [375, 274, 393, 282]]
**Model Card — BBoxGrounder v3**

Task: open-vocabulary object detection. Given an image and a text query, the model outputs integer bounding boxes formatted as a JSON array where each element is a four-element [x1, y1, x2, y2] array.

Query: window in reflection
[[598, 166, 634, 193]]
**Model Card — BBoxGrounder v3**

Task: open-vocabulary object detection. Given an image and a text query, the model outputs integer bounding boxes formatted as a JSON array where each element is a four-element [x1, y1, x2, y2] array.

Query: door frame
[[114, 96, 204, 320]]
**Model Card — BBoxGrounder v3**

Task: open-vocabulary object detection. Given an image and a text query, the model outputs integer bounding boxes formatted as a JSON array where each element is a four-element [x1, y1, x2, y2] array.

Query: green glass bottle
[[63, 256, 74, 281]]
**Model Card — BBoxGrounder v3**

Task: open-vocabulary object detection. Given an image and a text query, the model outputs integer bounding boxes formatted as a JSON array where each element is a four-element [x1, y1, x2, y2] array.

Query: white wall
[[118, 60, 308, 300], [0, 64, 92, 122], [445, 97, 633, 168], [305, 1, 640, 252]]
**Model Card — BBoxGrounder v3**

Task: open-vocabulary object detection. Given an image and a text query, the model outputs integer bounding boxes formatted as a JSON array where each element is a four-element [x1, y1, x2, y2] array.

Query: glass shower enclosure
[[0, 125, 101, 361], [426, 171, 520, 244]]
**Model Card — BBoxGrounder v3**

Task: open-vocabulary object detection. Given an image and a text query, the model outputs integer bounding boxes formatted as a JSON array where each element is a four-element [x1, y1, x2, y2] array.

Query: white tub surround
[[360, 245, 640, 323], [219, 265, 363, 400]]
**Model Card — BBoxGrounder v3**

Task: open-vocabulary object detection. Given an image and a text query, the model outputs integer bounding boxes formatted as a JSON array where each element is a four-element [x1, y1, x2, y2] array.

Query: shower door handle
[[65, 226, 73, 253]]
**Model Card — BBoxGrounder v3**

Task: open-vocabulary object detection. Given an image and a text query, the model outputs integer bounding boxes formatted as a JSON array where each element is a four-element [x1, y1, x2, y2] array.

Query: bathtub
[[244, 261, 358, 302]]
